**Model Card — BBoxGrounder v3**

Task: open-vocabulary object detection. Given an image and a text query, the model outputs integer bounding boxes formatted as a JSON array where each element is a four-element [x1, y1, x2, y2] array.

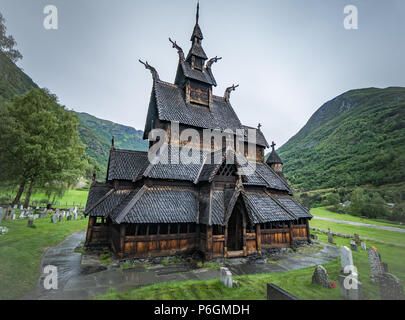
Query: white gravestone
[[12, 214, 16, 220], [361, 242, 367, 250], [340, 246, 353, 271], [220, 267, 233, 288]]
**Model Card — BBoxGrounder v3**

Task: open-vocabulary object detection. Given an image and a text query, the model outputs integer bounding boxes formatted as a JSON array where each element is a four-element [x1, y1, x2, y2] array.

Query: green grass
[[96, 212, 405, 300], [309, 218, 405, 246], [0, 217, 88, 300], [0, 188, 89, 209], [311, 207, 405, 229], [96, 260, 343, 300]]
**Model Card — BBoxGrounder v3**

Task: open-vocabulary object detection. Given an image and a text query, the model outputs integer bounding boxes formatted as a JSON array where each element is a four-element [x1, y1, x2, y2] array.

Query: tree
[[0, 88, 86, 206], [0, 12, 22, 62], [349, 187, 366, 216]]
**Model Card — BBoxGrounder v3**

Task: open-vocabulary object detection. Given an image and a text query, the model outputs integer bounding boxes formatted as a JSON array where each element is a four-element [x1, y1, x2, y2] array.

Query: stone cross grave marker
[[368, 246, 384, 283], [378, 273, 404, 300], [312, 265, 332, 288]]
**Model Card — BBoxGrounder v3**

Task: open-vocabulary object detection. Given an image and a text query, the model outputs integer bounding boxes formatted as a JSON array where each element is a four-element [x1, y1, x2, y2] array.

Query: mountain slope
[[0, 52, 148, 178], [278, 87, 405, 191]]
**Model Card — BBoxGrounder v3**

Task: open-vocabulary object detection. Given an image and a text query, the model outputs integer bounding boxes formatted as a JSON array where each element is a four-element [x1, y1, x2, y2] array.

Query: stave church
[[84, 3, 312, 259]]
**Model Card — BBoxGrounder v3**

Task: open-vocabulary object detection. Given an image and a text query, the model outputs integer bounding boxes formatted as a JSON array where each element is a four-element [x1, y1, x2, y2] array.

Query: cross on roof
[[257, 123, 262, 130], [271, 141, 276, 151]]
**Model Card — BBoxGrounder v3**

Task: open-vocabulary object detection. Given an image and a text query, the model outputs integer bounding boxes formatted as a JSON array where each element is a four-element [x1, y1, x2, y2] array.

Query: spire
[[266, 141, 283, 165], [196, 0, 200, 24]]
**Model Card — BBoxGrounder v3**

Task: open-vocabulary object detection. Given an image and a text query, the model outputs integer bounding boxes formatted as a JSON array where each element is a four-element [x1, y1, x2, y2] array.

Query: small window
[[179, 223, 188, 234], [194, 57, 203, 70], [149, 224, 158, 235], [138, 224, 148, 236], [189, 224, 196, 233], [160, 224, 169, 235], [169, 223, 178, 234]]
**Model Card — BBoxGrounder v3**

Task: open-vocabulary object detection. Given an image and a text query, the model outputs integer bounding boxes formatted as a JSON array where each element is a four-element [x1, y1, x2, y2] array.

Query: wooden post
[[120, 224, 126, 258], [206, 225, 213, 259], [85, 217, 95, 246], [305, 219, 311, 241], [256, 224, 262, 255], [289, 222, 294, 248], [224, 226, 228, 258], [242, 213, 247, 256]]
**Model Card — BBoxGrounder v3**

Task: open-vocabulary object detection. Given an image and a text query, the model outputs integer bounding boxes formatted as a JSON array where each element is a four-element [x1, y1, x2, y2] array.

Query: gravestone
[[310, 234, 318, 240], [382, 262, 388, 273], [51, 214, 58, 223], [33, 214, 39, 220], [328, 232, 334, 244], [0, 208, 5, 224], [74, 212, 78, 220], [378, 273, 404, 300], [368, 246, 384, 283], [67, 215, 72, 221], [58, 215, 63, 222], [12, 214, 16, 220], [13, 205, 17, 209], [361, 242, 367, 250], [267, 283, 299, 300], [312, 265, 332, 288], [27, 219, 34, 227], [340, 246, 353, 272], [338, 275, 363, 300], [353, 234, 361, 246], [20, 205, 23, 210], [62, 211, 66, 218], [350, 240, 358, 252], [19, 211, 25, 219], [220, 267, 233, 288]]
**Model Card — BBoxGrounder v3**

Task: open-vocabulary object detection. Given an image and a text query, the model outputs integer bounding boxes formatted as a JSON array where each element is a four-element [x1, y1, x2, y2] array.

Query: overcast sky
[[1, 0, 405, 148]]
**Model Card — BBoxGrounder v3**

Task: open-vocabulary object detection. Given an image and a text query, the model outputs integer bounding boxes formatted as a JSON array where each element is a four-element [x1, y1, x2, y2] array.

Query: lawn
[[0, 187, 90, 209], [96, 212, 405, 300], [311, 207, 405, 229], [0, 217, 88, 300], [309, 218, 405, 246]]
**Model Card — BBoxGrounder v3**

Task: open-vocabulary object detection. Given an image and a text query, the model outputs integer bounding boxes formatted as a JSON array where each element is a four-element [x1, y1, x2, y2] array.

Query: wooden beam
[[256, 224, 262, 255]]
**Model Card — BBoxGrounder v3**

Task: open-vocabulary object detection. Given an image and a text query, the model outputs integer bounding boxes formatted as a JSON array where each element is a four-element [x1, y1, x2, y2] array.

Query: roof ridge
[[263, 189, 298, 220], [85, 188, 115, 215], [112, 148, 148, 154]]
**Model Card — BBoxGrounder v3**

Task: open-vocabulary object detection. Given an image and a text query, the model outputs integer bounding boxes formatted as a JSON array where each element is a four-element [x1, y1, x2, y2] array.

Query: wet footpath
[[23, 231, 339, 300]]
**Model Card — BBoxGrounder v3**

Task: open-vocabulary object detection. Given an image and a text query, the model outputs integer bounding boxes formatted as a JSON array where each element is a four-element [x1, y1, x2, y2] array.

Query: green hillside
[[0, 52, 148, 180], [277, 87, 405, 191], [75, 112, 148, 177]]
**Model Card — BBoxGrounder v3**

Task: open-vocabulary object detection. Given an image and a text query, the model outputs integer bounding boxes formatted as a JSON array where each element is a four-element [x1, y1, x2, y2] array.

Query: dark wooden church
[[84, 3, 312, 259]]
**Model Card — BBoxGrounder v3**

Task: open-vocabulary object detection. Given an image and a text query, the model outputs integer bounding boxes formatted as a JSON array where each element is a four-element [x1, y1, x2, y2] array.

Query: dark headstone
[[27, 219, 34, 228], [354, 233, 361, 246], [378, 273, 404, 300], [267, 283, 299, 300], [312, 265, 332, 288]]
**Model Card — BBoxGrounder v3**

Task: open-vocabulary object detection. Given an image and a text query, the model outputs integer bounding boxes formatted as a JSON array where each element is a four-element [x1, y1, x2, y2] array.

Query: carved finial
[[206, 56, 222, 69], [111, 136, 115, 150], [169, 38, 185, 61], [139, 59, 160, 81], [224, 84, 239, 102], [271, 141, 276, 151], [258, 123, 262, 130], [196, 0, 200, 24]]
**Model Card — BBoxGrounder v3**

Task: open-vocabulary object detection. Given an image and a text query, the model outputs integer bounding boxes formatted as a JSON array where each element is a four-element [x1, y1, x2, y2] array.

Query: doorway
[[227, 200, 244, 251]]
